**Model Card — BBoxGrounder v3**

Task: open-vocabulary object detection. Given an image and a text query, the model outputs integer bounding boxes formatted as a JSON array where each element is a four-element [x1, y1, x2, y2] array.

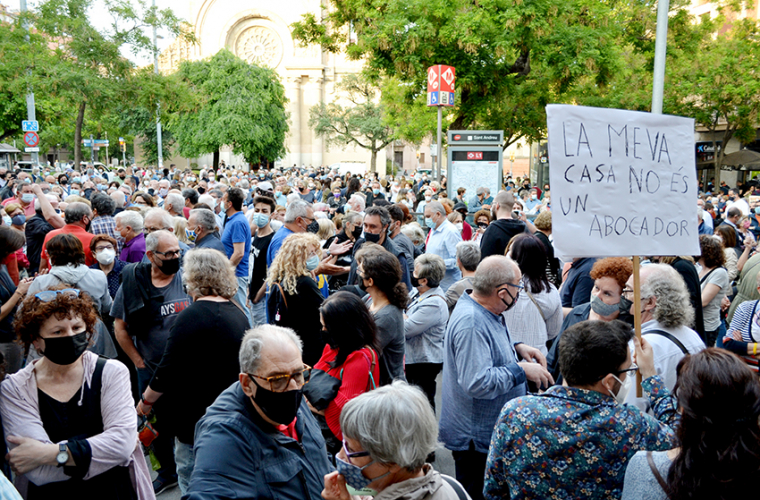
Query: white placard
[[547, 104, 699, 258]]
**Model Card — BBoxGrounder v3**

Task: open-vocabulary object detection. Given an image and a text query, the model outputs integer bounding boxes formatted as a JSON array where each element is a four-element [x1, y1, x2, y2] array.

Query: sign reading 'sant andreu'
[[547, 104, 699, 259]]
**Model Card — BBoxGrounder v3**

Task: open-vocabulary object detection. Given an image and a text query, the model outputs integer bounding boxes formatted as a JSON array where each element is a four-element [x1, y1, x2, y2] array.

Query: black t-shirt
[[250, 232, 275, 294], [25, 213, 54, 275], [149, 300, 248, 444]]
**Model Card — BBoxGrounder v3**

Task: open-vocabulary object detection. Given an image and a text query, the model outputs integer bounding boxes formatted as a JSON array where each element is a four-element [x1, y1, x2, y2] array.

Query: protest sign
[[547, 104, 700, 258]]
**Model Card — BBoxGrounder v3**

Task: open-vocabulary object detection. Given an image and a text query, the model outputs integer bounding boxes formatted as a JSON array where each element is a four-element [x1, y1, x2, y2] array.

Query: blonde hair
[[266, 233, 322, 294], [183, 248, 238, 299], [173, 216, 189, 244], [317, 218, 335, 241]]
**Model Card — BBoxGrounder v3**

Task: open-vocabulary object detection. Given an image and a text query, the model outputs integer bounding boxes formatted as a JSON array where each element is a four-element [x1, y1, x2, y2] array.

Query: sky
[[4, 0, 191, 65]]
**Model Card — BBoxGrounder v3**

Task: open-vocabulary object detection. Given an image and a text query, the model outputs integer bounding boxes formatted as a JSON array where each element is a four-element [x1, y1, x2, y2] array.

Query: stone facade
[[158, 0, 388, 171]]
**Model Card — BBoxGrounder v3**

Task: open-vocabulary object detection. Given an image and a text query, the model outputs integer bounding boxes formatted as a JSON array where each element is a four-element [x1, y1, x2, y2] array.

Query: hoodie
[[375, 465, 470, 500], [479, 218, 528, 260], [27, 264, 112, 317]]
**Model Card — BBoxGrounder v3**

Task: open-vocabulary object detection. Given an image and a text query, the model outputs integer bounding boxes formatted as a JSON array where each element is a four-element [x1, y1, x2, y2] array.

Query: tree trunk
[[74, 101, 86, 171], [213, 150, 220, 170], [370, 148, 377, 174]]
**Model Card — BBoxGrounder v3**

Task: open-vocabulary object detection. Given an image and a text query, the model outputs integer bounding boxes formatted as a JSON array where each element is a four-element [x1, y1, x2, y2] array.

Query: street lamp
[[56, 143, 60, 167], [509, 149, 515, 179]]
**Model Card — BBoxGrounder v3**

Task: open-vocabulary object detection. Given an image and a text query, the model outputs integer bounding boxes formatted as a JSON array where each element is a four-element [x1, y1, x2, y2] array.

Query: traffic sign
[[23, 131, 39, 148], [427, 65, 456, 108], [82, 139, 109, 147], [466, 152, 484, 160], [22, 120, 39, 132], [25, 147, 40, 153]]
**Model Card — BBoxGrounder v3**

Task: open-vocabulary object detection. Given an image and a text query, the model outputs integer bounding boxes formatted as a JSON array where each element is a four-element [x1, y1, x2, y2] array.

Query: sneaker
[[153, 474, 178, 495]]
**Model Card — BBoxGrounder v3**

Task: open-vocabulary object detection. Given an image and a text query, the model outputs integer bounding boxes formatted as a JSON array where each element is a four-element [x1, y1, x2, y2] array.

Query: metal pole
[[105, 132, 109, 166], [19, 0, 39, 167], [90, 134, 95, 164], [153, 0, 163, 169], [436, 106, 442, 183], [651, 0, 670, 115]]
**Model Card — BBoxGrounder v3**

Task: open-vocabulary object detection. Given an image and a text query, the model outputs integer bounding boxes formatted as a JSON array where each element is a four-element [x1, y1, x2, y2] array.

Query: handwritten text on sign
[[547, 105, 699, 258]]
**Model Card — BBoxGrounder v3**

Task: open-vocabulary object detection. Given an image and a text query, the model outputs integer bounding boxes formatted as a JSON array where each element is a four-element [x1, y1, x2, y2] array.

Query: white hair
[[284, 199, 311, 223], [197, 194, 216, 207], [115, 210, 144, 231], [238, 325, 303, 373], [349, 193, 366, 211]]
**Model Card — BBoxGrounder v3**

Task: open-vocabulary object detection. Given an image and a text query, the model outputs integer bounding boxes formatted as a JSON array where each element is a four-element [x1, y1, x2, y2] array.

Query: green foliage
[[170, 49, 288, 166], [119, 107, 173, 166], [293, 0, 626, 148], [309, 73, 396, 172]]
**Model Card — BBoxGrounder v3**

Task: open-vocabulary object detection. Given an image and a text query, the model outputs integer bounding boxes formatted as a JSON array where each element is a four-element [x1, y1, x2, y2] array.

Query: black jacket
[[479, 218, 528, 259]]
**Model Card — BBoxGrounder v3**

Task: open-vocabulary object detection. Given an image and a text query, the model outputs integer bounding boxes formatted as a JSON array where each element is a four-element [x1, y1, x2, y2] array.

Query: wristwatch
[[56, 443, 69, 467]]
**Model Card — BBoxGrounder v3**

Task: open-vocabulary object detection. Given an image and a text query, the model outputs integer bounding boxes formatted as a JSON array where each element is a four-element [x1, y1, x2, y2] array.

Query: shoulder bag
[[646, 451, 671, 498]]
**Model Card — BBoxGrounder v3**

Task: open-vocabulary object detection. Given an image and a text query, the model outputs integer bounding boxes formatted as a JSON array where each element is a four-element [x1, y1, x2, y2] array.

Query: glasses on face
[[144, 226, 170, 234], [621, 287, 634, 299], [248, 365, 311, 392], [94, 245, 114, 252], [615, 364, 639, 377], [500, 282, 524, 291], [342, 439, 370, 464], [35, 288, 80, 302], [154, 249, 181, 259]]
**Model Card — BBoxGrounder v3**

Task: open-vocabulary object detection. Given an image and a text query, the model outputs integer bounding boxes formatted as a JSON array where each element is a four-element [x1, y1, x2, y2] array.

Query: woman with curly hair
[[0, 288, 153, 498], [698, 235, 729, 347], [355, 244, 408, 385], [266, 233, 325, 365], [622, 348, 760, 500], [131, 192, 155, 208], [471, 209, 491, 244], [136, 249, 248, 494]]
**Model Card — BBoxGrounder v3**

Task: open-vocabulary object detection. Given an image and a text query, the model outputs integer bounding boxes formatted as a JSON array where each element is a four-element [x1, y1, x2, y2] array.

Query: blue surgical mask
[[11, 214, 26, 226], [425, 217, 435, 228], [69, 189, 80, 197], [373, 188, 380, 195], [335, 456, 390, 495], [254, 213, 270, 228], [21, 193, 35, 203], [306, 255, 320, 271]]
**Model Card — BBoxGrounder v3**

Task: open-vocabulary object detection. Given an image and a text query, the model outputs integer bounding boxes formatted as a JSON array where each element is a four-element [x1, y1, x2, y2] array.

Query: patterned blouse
[[484, 376, 678, 500]]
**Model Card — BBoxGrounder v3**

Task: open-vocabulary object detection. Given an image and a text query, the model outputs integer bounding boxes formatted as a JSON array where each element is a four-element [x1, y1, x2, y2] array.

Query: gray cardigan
[[404, 287, 448, 364]]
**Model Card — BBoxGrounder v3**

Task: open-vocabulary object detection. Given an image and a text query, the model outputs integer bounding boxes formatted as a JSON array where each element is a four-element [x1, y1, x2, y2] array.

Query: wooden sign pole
[[632, 256, 643, 397]]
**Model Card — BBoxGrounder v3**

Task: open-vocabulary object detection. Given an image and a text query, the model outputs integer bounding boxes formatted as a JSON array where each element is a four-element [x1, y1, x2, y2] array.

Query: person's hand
[[518, 362, 554, 390], [721, 296, 731, 312], [515, 343, 548, 368], [316, 255, 349, 276], [37, 266, 49, 276], [136, 400, 152, 417], [482, 204, 491, 210], [135, 358, 146, 369], [731, 330, 743, 342], [31, 183, 43, 196], [322, 471, 352, 500], [5, 436, 56, 475], [329, 239, 353, 256], [16, 277, 33, 296], [518, 211, 528, 222], [633, 335, 656, 379]]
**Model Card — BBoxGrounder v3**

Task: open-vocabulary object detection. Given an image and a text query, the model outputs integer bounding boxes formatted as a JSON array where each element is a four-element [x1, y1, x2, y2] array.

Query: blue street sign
[[22, 120, 39, 132]]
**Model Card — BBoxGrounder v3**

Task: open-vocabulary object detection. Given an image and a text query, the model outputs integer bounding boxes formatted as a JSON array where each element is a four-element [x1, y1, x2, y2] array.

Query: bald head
[[472, 255, 519, 296], [493, 191, 515, 218]]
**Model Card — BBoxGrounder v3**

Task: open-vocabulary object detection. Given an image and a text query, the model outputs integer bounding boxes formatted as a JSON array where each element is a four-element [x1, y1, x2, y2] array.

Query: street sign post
[[447, 130, 503, 209], [427, 65, 456, 183]]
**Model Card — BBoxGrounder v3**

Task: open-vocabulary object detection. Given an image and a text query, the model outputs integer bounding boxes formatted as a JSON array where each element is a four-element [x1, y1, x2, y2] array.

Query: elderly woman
[[471, 209, 491, 244], [698, 235, 729, 347], [0, 228, 32, 375], [131, 191, 155, 208], [266, 232, 325, 365], [137, 249, 248, 494], [356, 245, 408, 385], [323, 381, 468, 500], [400, 222, 426, 259], [88, 235, 127, 299], [0, 288, 153, 498], [404, 254, 448, 410]]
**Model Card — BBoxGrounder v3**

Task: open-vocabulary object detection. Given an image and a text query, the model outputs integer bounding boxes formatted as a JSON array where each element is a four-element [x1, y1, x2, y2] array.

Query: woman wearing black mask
[[323, 212, 363, 292], [1, 287, 153, 498], [306, 292, 379, 457]]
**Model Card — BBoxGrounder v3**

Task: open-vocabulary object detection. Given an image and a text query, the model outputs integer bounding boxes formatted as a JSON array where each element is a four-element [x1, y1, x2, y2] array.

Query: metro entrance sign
[[23, 131, 39, 148], [427, 65, 455, 107]]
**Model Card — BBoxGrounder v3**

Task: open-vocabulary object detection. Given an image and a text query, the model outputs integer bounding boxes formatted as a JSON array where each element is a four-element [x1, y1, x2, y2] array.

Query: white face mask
[[610, 373, 633, 404], [455, 222, 463, 231], [96, 248, 116, 265]]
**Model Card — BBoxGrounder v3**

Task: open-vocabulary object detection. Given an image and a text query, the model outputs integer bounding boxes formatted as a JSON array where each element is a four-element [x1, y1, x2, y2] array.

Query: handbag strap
[[646, 451, 670, 497], [274, 282, 288, 309], [363, 346, 377, 391], [699, 267, 718, 285], [645, 329, 689, 355], [524, 288, 547, 323]]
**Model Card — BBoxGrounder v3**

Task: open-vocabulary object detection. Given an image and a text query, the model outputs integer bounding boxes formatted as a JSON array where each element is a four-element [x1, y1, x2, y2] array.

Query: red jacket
[[313, 345, 379, 440]]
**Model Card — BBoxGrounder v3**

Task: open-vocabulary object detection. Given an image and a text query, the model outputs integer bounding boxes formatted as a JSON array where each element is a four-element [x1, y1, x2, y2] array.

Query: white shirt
[[727, 197, 750, 216]]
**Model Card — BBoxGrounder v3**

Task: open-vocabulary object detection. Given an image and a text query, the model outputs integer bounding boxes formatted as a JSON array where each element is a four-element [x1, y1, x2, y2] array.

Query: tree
[[293, 0, 626, 150], [170, 50, 288, 168], [310, 73, 398, 173]]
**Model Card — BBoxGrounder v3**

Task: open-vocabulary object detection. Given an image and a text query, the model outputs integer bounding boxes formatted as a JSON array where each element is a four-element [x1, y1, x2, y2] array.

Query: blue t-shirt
[[222, 211, 252, 277], [266, 226, 294, 267]]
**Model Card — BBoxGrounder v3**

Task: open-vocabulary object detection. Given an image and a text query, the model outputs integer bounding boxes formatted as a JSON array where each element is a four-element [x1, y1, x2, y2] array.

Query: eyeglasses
[[144, 226, 171, 234], [94, 245, 114, 252], [248, 365, 311, 392], [342, 439, 370, 464], [35, 288, 80, 302], [615, 364, 639, 376], [154, 249, 181, 259], [499, 282, 524, 291], [621, 288, 634, 298]]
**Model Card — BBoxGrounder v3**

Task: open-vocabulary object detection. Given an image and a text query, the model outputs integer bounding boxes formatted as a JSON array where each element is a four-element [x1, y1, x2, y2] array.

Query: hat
[[453, 202, 467, 213], [258, 181, 274, 192]]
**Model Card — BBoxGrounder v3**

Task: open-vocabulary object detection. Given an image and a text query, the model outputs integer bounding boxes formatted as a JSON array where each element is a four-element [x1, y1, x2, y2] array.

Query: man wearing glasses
[[111, 229, 191, 494], [484, 320, 679, 500], [440, 255, 553, 500], [187, 325, 333, 499]]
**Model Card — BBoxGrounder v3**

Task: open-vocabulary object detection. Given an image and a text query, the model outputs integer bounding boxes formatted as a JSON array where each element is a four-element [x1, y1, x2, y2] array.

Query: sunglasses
[[35, 288, 80, 302]]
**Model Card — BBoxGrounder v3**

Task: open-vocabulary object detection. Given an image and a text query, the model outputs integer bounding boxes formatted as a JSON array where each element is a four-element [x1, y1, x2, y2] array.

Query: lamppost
[[509, 149, 515, 179], [56, 143, 60, 167]]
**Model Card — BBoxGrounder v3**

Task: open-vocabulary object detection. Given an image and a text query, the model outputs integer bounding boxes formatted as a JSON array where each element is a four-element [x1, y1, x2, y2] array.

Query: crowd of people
[[0, 162, 757, 500]]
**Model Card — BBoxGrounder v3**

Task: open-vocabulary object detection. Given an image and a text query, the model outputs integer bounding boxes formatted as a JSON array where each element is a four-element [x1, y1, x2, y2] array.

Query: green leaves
[[169, 50, 288, 165]]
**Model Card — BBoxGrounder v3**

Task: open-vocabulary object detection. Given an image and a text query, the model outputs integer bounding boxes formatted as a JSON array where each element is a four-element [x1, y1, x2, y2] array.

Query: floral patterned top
[[484, 376, 678, 500]]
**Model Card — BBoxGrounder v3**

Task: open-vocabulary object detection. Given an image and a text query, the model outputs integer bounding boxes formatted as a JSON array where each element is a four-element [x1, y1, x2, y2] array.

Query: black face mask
[[40, 332, 89, 366], [198, 187, 206, 195], [60, 179, 68, 185], [618, 295, 633, 315], [156, 256, 180, 275], [350, 225, 363, 241], [410, 275, 421, 288], [364, 232, 381, 244], [499, 287, 518, 312], [307, 220, 320, 234], [249, 376, 303, 425], [358, 276, 369, 293]]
